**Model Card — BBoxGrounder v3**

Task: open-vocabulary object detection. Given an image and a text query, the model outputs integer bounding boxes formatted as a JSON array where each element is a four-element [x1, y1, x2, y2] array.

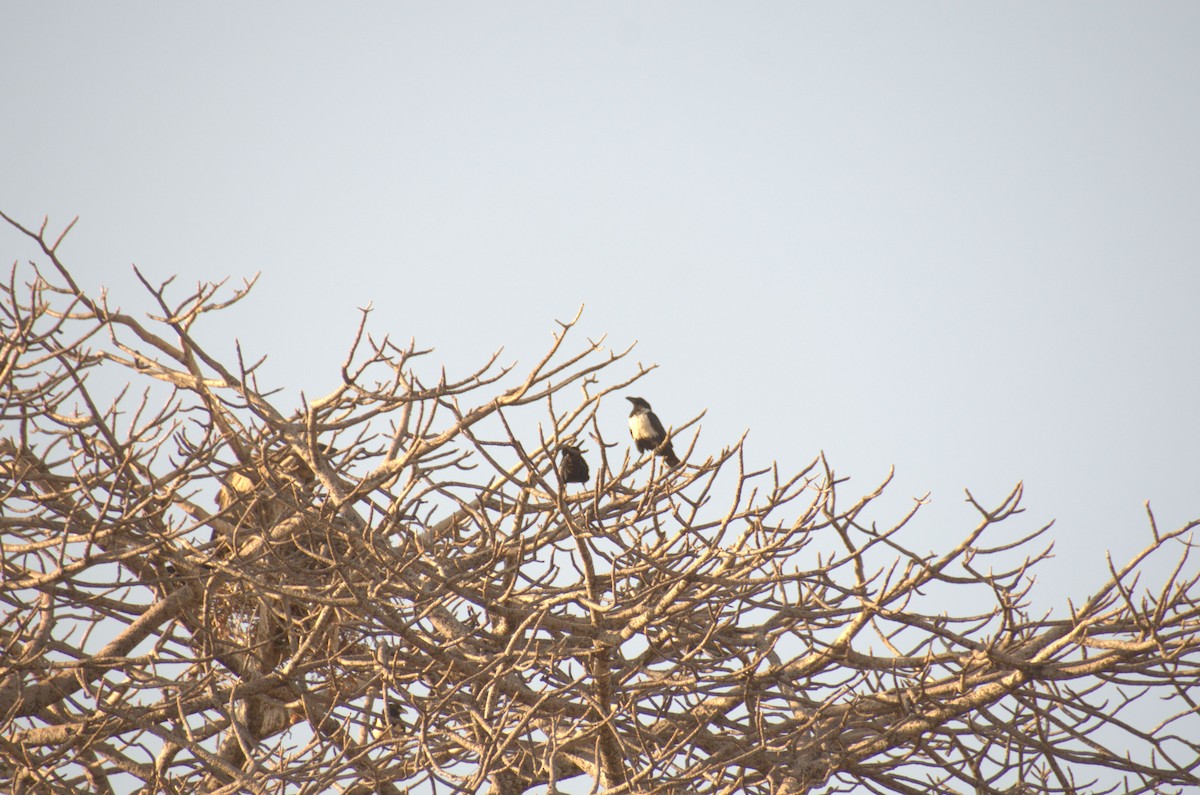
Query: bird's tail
[[660, 443, 681, 468]]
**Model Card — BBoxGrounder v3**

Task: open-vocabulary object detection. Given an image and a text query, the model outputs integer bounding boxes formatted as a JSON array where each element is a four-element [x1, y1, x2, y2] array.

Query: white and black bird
[[626, 396, 680, 468], [372, 699, 406, 742], [558, 443, 590, 485]]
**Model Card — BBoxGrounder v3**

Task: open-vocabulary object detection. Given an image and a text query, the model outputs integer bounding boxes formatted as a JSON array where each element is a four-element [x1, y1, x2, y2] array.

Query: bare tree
[[2, 213, 1198, 795]]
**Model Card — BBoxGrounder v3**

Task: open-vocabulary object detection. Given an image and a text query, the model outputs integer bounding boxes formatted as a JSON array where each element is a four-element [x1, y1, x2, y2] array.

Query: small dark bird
[[373, 699, 406, 741], [626, 396, 680, 468], [558, 443, 590, 485]]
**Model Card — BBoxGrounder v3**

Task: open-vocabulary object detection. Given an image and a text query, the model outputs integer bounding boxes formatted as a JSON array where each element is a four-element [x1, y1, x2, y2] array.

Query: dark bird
[[372, 699, 406, 741], [558, 443, 590, 485], [626, 396, 680, 468]]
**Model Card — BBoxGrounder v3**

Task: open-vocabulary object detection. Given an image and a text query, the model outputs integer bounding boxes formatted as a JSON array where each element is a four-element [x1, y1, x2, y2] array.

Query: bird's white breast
[[629, 414, 656, 438]]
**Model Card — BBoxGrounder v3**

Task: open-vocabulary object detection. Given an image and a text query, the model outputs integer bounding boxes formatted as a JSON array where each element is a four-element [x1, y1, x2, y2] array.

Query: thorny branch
[[1, 214, 1198, 794]]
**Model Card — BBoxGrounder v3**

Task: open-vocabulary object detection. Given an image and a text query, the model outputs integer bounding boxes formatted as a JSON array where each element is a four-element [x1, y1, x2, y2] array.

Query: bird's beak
[[625, 396, 636, 403]]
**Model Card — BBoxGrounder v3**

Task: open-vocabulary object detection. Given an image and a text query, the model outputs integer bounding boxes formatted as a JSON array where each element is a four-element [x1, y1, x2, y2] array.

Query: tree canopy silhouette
[[2, 213, 1199, 795]]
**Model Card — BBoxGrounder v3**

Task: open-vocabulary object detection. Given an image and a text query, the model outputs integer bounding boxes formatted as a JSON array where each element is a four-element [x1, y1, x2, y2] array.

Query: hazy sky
[[4, 3, 1199, 606]]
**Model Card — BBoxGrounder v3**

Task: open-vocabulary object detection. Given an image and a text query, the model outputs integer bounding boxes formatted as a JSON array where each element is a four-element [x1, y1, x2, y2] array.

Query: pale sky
[[4, 3, 1199, 610]]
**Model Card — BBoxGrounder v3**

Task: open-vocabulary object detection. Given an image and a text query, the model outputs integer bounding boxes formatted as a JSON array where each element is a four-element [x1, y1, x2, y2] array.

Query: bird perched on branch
[[372, 699, 406, 742], [557, 443, 590, 485], [213, 442, 331, 549], [626, 396, 680, 468]]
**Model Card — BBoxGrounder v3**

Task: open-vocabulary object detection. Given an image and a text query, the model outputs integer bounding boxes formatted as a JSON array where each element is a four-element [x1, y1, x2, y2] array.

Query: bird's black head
[[559, 443, 584, 456], [626, 396, 651, 410]]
